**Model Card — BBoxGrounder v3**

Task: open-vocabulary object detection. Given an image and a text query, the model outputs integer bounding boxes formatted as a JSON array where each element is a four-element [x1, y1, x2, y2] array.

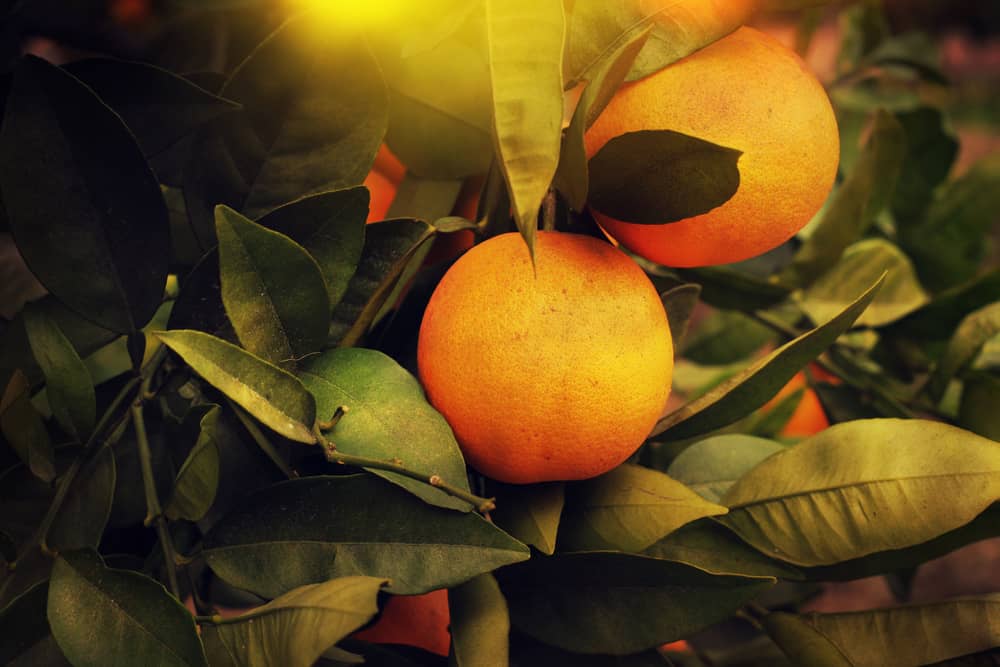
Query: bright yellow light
[[288, 0, 410, 30]]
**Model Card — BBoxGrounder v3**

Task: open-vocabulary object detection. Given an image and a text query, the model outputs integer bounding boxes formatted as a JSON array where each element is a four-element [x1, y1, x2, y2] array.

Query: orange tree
[[0, 0, 999, 665]]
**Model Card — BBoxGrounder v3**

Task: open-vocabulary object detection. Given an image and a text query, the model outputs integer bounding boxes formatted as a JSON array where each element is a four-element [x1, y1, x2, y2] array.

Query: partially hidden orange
[[764, 367, 837, 437], [352, 589, 450, 656], [584, 26, 839, 267], [418, 231, 674, 484]]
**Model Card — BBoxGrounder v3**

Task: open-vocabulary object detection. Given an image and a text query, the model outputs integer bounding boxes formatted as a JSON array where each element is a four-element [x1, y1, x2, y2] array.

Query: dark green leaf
[[901, 154, 1000, 291], [386, 175, 464, 222], [782, 109, 906, 287], [47, 445, 115, 553], [498, 551, 772, 655], [257, 187, 368, 309], [23, 303, 95, 440], [0, 370, 55, 482], [203, 475, 529, 597], [562, 0, 753, 87], [202, 577, 385, 667], [960, 372, 1000, 441], [155, 329, 316, 443], [0, 581, 70, 667], [299, 347, 471, 511], [666, 434, 785, 504], [773, 597, 1000, 666], [486, 0, 565, 254], [559, 464, 727, 552], [166, 250, 237, 342], [661, 284, 701, 348], [449, 574, 509, 667], [216, 206, 329, 366], [928, 302, 1000, 401], [890, 107, 959, 222], [184, 13, 387, 239], [678, 265, 792, 312], [722, 419, 1000, 567], [47, 550, 207, 667], [644, 520, 803, 581], [509, 632, 673, 667], [0, 56, 169, 333], [554, 21, 652, 211], [164, 406, 221, 522], [588, 130, 741, 224], [329, 219, 435, 346], [798, 238, 928, 328], [763, 612, 853, 667], [889, 270, 1000, 341], [653, 275, 883, 440], [491, 482, 564, 555], [63, 58, 240, 157]]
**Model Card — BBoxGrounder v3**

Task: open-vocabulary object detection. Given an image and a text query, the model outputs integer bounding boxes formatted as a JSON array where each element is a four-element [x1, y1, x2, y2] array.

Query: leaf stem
[[541, 189, 557, 232], [227, 398, 296, 479], [313, 425, 495, 513], [132, 401, 181, 598]]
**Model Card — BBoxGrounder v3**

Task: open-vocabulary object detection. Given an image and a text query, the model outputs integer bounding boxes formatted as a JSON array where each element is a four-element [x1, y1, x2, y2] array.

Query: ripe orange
[[352, 589, 450, 656], [763, 369, 833, 437], [584, 26, 839, 267], [418, 231, 674, 484]]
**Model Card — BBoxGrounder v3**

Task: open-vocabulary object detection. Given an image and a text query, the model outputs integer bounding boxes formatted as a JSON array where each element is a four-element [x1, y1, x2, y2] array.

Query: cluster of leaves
[[0, 0, 998, 665]]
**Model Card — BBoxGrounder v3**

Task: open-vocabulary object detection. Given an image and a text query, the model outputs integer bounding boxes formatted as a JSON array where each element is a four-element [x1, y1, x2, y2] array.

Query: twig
[[132, 402, 180, 599], [541, 189, 557, 232], [313, 425, 496, 513]]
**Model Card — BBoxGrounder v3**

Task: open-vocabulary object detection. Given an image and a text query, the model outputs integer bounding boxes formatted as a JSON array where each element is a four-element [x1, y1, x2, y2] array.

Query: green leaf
[[486, 0, 565, 254], [185, 13, 388, 240], [0, 445, 114, 553], [660, 283, 701, 348], [509, 632, 674, 666], [559, 464, 727, 552], [960, 372, 1000, 441], [588, 130, 742, 224], [889, 270, 1000, 342], [643, 520, 803, 581], [449, 574, 509, 667], [681, 309, 774, 366], [47, 550, 207, 667], [386, 174, 464, 222], [763, 613, 853, 667], [498, 551, 772, 655], [554, 25, 652, 211], [653, 275, 883, 440], [164, 406, 221, 522], [722, 419, 1000, 567], [562, 0, 753, 87], [201, 577, 385, 667], [0, 370, 55, 482], [798, 239, 929, 328], [155, 330, 316, 444], [772, 596, 1000, 667], [902, 154, 1000, 291], [0, 581, 70, 667], [678, 265, 792, 312], [47, 445, 116, 553], [782, 109, 906, 287], [216, 205, 329, 366], [0, 56, 169, 333], [375, 3, 494, 179], [166, 251, 237, 342], [298, 347, 471, 511], [491, 482, 564, 555], [928, 302, 1000, 401], [23, 304, 95, 440], [666, 434, 786, 504], [890, 107, 959, 223], [257, 188, 368, 309], [329, 219, 435, 347], [203, 475, 529, 597], [63, 58, 240, 157]]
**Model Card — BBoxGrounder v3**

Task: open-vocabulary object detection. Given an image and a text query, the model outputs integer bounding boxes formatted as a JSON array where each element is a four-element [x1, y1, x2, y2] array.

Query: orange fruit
[[363, 169, 397, 223], [418, 231, 674, 484], [584, 26, 839, 267], [764, 370, 831, 437], [352, 589, 450, 656]]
